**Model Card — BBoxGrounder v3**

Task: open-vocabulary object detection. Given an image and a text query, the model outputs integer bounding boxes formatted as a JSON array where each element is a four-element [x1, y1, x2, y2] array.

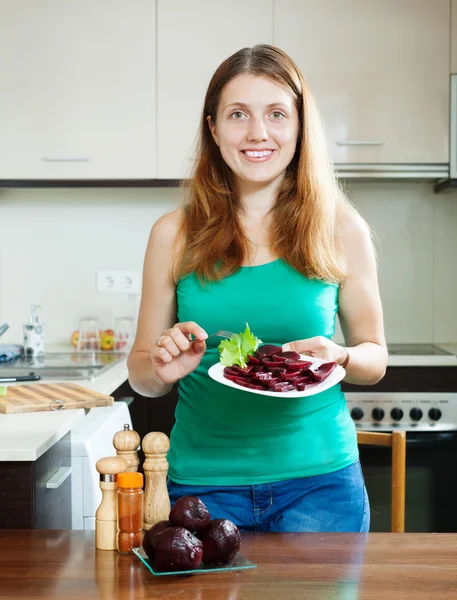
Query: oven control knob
[[372, 408, 385, 421], [428, 408, 442, 421], [351, 407, 364, 420], [391, 408, 404, 421], [410, 408, 423, 421]]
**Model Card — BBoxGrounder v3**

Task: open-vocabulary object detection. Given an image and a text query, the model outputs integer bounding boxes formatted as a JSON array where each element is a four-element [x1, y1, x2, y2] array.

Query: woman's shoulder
[[335, 203, 375, 270], [150, 207, 184, 241], [147, 207, 186, 258], [335, 203, 372, 247]]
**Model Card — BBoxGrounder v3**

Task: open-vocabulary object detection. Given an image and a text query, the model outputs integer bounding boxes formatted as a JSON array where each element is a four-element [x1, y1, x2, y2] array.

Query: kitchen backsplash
[[0, 181, 456, 346]]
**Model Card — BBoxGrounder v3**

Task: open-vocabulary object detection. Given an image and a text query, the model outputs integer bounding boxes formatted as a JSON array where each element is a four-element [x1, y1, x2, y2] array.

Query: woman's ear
[[207, 115, 219, 146]]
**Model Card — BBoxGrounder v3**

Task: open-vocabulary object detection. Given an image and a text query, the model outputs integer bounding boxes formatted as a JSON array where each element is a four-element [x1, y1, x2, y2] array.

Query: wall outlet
[[96, 270, 141, 294]]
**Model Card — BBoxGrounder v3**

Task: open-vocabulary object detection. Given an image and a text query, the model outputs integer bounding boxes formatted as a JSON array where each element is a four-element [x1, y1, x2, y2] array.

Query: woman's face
[[208, 73, 300, 187]]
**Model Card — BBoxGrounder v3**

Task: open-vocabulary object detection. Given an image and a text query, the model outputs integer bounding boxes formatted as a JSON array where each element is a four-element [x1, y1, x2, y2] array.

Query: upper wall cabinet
[[157, 0, 273, 180], [0, 1, 156, 180], [275, 0, 450, 166]]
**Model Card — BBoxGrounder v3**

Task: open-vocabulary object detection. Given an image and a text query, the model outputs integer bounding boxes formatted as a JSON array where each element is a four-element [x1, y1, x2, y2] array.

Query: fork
[[190, 329, 236, 343]]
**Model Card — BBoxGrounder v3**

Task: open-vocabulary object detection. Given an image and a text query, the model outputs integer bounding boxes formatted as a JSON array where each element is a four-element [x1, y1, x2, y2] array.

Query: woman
[[128, 45, 387, 533]]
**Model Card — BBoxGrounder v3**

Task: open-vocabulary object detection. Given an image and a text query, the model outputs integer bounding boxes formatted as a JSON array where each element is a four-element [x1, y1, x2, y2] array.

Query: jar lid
[[118, 472, 143, 488]]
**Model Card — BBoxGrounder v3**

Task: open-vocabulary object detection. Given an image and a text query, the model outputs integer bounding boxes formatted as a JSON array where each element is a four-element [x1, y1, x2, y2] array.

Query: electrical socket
[[96, 270, 141, 294]]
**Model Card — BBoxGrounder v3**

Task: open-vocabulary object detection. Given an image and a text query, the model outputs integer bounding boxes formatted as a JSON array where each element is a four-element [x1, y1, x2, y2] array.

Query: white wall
[[0, 181, 456, 346]]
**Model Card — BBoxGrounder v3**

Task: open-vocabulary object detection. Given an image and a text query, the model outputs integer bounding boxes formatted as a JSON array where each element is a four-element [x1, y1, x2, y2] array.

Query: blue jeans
[[167, 460, 370, 533]]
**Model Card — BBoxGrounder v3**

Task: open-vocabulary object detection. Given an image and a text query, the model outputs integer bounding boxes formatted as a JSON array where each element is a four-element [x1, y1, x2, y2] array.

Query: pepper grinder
[[142, 432, 171, 531], [112, 424, 140, 472], [95, 456, 127, 550]]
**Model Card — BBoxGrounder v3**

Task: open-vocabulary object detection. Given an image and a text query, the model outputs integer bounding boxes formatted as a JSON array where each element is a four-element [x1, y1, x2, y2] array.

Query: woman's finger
[[156, 334, 180, 357], [282, 336, 323, 353], [174, 321, 208, 342], [153, 346, 174, 363], [168, 326, 193, 352]]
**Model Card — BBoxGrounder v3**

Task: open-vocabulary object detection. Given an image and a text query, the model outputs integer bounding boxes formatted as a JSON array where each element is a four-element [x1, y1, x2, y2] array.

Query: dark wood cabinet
[[0, 432, 71, 529]]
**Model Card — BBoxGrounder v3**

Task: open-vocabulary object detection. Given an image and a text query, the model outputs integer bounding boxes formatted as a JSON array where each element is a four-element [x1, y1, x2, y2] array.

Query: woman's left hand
[[282, 336, 347, 365]]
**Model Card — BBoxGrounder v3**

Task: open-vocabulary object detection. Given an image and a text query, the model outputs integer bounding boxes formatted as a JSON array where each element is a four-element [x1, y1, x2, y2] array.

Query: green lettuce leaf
[[218, 323, 262, 369]]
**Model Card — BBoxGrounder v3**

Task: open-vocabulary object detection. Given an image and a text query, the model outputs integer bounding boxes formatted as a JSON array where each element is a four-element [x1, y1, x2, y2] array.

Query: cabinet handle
[[41, 157, 91, 162], [46, 466, 72, 489], [336, 140, 384, 146]]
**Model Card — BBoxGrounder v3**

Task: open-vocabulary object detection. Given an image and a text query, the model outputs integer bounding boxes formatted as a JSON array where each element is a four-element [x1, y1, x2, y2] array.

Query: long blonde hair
[[177, 44, 353, 283]]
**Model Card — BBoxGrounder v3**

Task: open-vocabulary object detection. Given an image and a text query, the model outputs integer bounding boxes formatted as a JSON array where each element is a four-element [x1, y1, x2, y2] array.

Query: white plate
[[208, 354, 346, 398]]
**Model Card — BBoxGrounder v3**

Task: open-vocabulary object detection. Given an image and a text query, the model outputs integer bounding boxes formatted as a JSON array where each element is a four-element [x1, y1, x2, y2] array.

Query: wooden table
[[1, 531, 456, 599]]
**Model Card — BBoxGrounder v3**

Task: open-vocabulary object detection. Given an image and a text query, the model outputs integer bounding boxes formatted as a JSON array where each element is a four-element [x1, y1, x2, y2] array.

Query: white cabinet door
[[157, 0, 273, 179], [275, 0, 449, 165], [0, 1, 156, 179]]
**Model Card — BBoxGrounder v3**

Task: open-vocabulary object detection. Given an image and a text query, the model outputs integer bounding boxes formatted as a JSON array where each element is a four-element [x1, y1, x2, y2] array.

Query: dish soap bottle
[[23, 304, 45, 357]]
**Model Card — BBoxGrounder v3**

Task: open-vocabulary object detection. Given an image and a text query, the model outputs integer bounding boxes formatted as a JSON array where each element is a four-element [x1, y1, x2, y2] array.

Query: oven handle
[[404, 431, 457, 446]]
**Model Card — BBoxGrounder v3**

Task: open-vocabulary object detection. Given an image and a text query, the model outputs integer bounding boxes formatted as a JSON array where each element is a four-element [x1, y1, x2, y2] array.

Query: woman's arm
[[128, 209, 208, 397], [283, 207, 387, 385], [334, 207, 388, 385], [127, 210, 180, 397]]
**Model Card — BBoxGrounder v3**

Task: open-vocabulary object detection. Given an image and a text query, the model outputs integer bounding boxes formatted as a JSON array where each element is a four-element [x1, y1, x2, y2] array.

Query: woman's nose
[[247, 116, 268, 142]]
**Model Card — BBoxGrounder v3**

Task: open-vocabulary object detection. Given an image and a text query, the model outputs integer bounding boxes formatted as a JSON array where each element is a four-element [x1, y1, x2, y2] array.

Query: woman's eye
[[230, 111, 246, 119], [271, 111, 285, 119]]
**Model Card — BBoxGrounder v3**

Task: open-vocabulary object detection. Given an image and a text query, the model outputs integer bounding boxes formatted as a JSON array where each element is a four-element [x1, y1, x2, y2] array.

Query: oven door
[[359, 431, 457, 532]]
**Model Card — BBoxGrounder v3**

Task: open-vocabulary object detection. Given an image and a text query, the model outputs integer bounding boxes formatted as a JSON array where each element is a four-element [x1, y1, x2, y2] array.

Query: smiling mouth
[[241, 150, 275, 162]]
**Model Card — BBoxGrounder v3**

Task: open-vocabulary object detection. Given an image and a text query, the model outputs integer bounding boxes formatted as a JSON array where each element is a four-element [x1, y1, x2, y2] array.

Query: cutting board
[[0, 382, 114, 414]]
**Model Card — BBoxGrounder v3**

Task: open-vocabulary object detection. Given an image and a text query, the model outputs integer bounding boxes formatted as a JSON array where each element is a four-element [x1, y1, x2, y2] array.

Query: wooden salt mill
[[142, 432, 171, 531], [95, 456, 127, 550], [112, 424, 140, 472]]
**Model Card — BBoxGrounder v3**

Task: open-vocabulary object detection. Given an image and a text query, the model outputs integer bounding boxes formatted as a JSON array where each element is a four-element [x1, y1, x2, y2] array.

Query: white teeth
[[244, 150, 273, 158]]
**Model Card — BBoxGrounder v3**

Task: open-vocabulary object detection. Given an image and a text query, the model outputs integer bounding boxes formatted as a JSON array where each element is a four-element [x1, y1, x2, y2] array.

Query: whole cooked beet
[[153, 527, 203, 572], [198, 519, 241, 564], [142, 520, 171, 560], [169, 496, 211, 532]]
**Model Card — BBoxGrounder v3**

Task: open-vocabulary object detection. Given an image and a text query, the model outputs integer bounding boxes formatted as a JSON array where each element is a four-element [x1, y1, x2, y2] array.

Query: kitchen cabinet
[[0, 432, 71, 529], [0, 1, 156, 180], [275, 0, 449, 166], [156, 0, 274, 179]]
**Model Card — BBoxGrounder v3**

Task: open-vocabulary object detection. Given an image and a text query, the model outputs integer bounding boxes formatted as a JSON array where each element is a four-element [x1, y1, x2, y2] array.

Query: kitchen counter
[[1, 530, 456, 599], [0, 347, 129, 461]]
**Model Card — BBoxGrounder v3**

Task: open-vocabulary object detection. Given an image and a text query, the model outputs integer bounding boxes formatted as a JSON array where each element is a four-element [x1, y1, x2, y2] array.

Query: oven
[[343, 344, 457, 533]]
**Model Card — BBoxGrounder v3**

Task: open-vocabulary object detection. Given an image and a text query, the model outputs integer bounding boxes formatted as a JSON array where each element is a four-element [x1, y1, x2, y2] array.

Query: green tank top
[[168, 258, 358, 485]]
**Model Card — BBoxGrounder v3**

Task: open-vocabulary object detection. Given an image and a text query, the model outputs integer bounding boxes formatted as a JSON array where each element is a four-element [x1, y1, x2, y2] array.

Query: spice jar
[[117, 472, 144, 554]]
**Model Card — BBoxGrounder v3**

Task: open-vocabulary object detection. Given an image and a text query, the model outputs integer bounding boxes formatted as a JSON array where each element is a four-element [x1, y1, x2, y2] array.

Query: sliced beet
[[266, 377, 283, 386], [248, 383, 266, 390], [289, 375, 315, 385], [251, 372, 274, 381], [261, 359, 282, 369], [279, 370, 301, 380], [224, 374, 250, 386], [247, 354, 261, 365], [255, 345, 282, 359], [222, 351, 327, 394], [312, 362, 337, 382], [231, 365, 253, 376], [272, 383, 296, 392], [275, 350, 301, 361], [271, 354, 287, 362], [285, 359, 314, 370], [271, 367, 287, 374], [223, 367, 240, 377]]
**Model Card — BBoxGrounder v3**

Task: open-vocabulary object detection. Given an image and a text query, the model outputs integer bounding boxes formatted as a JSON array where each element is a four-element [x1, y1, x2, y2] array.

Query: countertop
[[1, 530, 456, 599], [0, 345, 128, 462]]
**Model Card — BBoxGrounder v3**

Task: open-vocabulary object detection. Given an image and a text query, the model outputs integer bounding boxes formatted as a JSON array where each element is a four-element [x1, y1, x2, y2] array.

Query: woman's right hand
[[150, 321, 208, 385]]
